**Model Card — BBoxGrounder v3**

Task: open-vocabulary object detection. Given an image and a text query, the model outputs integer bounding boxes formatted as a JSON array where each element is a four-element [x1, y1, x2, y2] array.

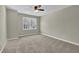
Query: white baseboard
[[0, 40, 7, 53], [19, 35, 25, 37], [8, 34, 35, 40], [41, 33, 79, 46], [8, 37, 19, 40], [18, 34, 40, 38], [8, 34, 34, 40]]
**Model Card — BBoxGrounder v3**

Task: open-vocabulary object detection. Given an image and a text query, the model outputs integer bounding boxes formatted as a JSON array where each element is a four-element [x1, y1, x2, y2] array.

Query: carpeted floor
[[2, 35, 79, 53]]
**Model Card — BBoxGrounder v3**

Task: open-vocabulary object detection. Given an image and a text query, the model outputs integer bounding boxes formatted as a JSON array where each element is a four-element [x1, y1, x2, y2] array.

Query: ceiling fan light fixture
[[35, 9, 39, 12]]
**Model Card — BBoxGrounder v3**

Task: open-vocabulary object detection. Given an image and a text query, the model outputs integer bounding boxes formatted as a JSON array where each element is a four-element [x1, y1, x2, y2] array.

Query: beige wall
[[41, 6, 79, 44], [6, 8, 19, 39], [6, 8, 40, 39], [0, 6, 7, 51]]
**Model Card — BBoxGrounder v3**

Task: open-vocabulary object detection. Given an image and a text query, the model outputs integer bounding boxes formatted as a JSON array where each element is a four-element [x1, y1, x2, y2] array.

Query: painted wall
[[6, 8, 40, 39], [0, 6, 7, 51], [6, 8, 19, 39], [41, 6, 79, 44]]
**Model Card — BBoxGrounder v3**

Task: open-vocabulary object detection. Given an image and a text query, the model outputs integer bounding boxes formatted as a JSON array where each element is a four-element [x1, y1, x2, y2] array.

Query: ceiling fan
[[34, 5, 44, 12]]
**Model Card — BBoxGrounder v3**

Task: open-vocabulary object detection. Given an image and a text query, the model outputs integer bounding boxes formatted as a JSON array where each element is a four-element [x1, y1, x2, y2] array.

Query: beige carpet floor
[[2, 35, 79, 53]]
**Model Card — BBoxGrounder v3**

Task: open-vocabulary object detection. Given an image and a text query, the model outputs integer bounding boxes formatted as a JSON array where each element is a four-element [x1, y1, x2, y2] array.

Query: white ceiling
[[6, 5, 70, 16]]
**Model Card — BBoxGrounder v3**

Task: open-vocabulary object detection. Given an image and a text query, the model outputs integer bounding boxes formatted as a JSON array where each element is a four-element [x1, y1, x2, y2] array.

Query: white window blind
[[22, 17, 37, 30]]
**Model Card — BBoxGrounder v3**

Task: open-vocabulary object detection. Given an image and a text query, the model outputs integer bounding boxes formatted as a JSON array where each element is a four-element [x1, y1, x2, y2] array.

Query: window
[[22, 17, 37, 30]]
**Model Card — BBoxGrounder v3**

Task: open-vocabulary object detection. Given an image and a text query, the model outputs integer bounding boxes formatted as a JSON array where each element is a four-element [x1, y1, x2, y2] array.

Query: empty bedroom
[[0, 5, 79, 53]]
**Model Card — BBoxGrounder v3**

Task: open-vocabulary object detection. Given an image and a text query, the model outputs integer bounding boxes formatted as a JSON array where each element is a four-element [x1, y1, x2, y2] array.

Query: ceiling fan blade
[[34, 6, 38, 10], [38, 5, 41, 8], [38, 9, 44, 11]]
